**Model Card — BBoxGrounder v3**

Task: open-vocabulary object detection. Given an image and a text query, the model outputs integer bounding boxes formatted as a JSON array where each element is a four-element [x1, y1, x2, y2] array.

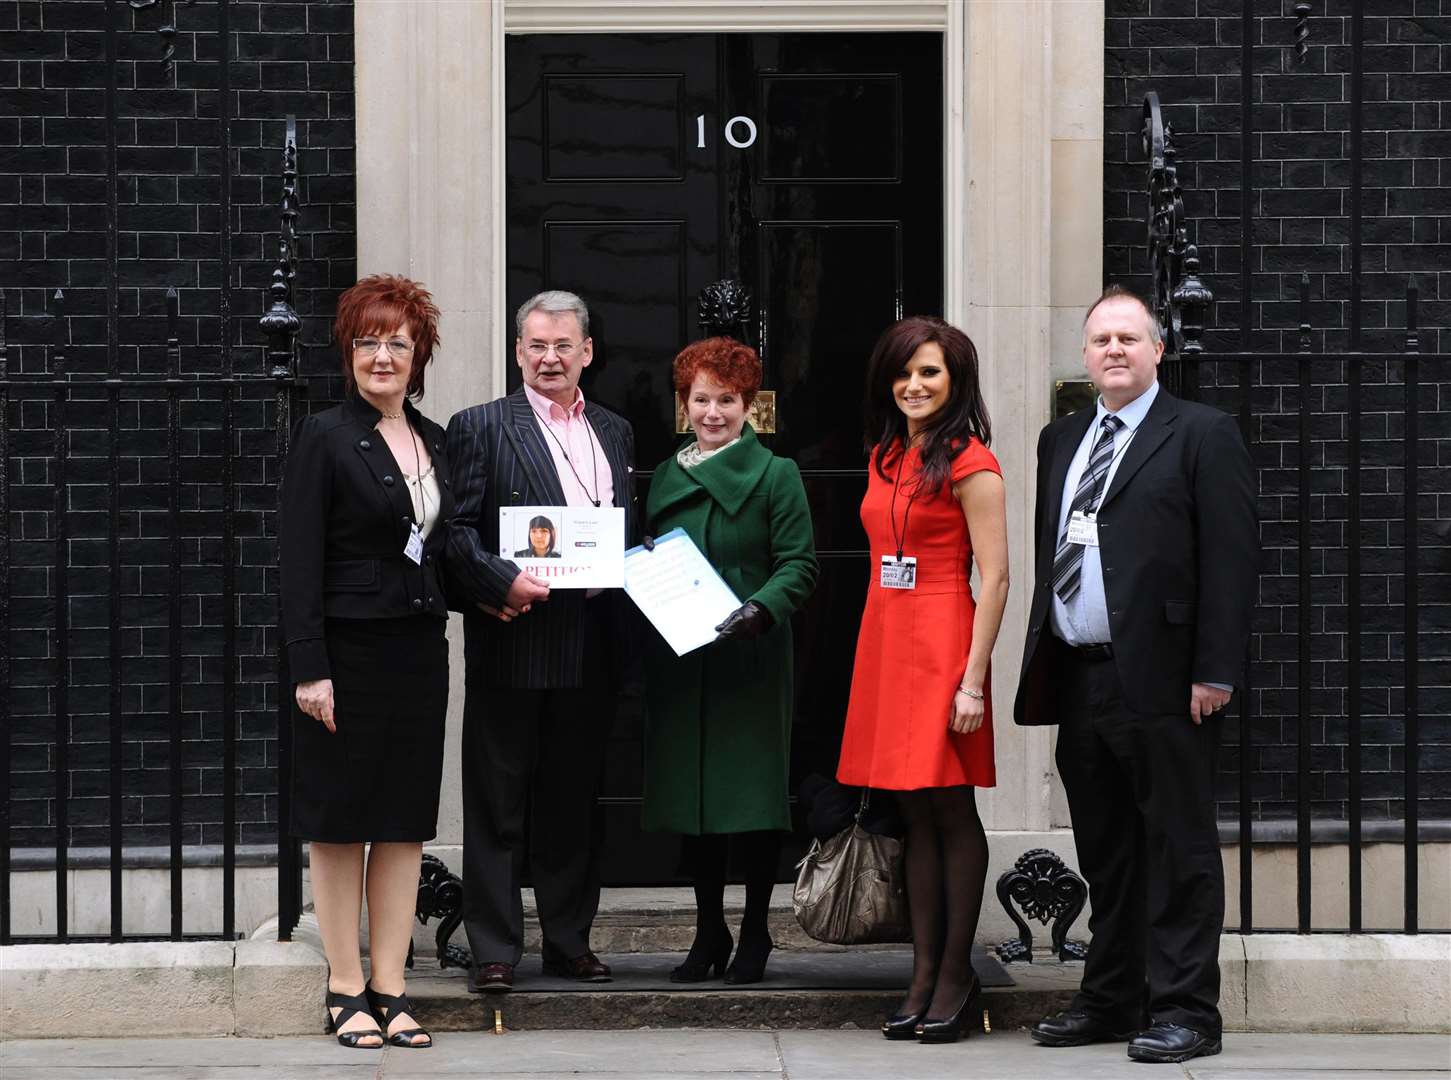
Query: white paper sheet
[[498, 505, 625, 589], [622, 528, 741, 656]]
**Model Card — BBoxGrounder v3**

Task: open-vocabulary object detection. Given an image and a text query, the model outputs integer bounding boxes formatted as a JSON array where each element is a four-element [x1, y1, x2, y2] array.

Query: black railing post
[[166, 286, 184, 941], [1295, 274, 1312, 934], [105, 0, 125, 944], [1346, 0, 1364, 932], [261, 116, 303, 943], [218, 0, 237, 944], [0, 289, 10, 946], [51, 289, 69, 943], [1403, 276, 1419, 934]]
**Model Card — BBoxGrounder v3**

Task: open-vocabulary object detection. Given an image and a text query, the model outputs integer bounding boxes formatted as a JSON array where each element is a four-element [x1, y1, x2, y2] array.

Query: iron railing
[[1146, 2, 1446, 935], [0, 0, 301, 944]]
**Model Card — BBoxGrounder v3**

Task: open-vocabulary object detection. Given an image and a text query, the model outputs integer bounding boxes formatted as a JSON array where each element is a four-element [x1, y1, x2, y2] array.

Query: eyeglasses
[[352, 337, 415, 360], [523, 341, 579, 360]]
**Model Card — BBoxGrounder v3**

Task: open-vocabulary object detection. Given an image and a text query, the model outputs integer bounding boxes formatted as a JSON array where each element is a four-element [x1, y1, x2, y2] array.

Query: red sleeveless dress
[[836, 438, 1000, 790]]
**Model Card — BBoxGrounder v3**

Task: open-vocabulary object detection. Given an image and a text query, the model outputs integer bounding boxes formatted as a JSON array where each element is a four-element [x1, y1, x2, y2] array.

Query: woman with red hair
[[279, 274, 452, 1049], [641, 336, 818, 986]]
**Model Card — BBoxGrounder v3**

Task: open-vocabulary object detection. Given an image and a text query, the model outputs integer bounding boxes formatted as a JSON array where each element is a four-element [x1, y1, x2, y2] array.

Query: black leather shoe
[[723, 933, 774, 985], [881, 1008, 926, 1040], [467, 962, 514, 993], [1030, 1009, 1138, 1047], [915, 976, 982, 1044], [672, 925, 732, 983], [541, 950, 613, 982], [1127, 1022, 1221, 1063]]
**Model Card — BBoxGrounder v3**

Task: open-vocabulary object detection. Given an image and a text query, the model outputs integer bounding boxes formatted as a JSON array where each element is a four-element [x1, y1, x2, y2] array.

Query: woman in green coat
[[643, 336, 818, 986]]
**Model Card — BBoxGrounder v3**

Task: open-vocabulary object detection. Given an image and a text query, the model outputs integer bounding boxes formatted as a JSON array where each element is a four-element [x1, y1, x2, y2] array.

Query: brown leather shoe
[[468, 961, 514, 993], [541, 950, 613, 982]]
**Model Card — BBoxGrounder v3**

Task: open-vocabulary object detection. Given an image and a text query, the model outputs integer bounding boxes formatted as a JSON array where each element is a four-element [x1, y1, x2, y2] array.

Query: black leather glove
[[714, 599, 773, 640], [641, 534, 655, 551]]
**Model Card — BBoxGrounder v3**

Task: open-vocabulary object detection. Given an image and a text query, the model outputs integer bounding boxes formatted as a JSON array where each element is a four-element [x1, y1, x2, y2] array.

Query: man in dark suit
[[1014, 286, 1257, 1064], [445, 290, 636, 992]]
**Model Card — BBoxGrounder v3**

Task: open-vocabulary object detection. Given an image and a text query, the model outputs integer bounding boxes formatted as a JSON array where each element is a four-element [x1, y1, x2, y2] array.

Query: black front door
[[506, 32, 943, 884]]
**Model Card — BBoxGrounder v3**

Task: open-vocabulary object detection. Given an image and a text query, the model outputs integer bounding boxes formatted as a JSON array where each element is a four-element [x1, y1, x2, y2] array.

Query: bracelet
[[956, 686, 984, 701]]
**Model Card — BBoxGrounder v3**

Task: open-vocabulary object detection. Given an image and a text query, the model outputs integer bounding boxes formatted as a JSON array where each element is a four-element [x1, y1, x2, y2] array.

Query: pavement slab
[[0, 1030, 1446, 1080]]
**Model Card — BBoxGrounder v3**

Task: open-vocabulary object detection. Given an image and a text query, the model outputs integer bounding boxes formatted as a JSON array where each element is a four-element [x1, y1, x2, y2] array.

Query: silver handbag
[[792, 791, 911, 945]]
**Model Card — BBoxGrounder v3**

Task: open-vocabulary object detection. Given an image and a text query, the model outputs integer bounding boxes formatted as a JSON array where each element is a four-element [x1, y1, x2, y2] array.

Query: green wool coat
[[641, 425, 819, 835]]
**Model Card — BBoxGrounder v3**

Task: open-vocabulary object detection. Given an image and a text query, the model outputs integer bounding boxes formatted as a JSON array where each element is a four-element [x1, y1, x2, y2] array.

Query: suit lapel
[[585, 402, 630, 511], [1100, 386, 1178, 509], [1044, 410, 1094, 551], [507, 390, 568, 505]]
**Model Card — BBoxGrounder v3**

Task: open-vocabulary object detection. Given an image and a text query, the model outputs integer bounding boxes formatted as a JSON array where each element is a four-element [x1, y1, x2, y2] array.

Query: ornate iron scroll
[[259, 116, 301, 449], [994, 849, 1089, 963], [127, 0, 196, 76], [697, 279, 752, 340], [1141, 92, 1213, 356], [1293, 3, 1312, 65], [411, 854, 471, 970]]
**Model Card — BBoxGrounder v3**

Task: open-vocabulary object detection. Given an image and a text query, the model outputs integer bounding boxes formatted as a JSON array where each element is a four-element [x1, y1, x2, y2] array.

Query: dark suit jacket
[[1014, 384, 1258, 723], [278, 395, 456, 685], [444, 388, 637, 690]]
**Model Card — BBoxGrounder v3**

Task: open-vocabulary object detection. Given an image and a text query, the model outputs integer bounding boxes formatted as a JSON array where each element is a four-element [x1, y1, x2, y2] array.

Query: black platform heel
[[881, 1007, 927, 1040], [325, 988, 383, 1049], [915, 975, 982, 1044], [723, 932, 774, 985], [364, 983, 433, 1048], [670, 925, 733, 982]]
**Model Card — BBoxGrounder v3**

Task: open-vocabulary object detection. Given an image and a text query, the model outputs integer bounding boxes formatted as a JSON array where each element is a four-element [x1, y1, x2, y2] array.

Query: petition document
[[623, 528, 740, 656]]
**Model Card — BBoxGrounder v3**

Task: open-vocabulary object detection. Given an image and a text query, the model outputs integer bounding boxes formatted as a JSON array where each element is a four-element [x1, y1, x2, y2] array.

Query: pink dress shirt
[[522, 382, 615, 509]]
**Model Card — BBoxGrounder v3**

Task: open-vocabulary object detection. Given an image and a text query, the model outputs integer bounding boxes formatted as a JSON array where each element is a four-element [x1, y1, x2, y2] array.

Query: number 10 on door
[[696, 114, 758, 149]]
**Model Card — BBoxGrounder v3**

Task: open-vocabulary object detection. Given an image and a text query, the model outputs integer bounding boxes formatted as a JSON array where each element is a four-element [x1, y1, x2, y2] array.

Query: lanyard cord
[[533, 406, 602, 507], [889, 447, 920, 561], [1081, 424, 1138, 516]]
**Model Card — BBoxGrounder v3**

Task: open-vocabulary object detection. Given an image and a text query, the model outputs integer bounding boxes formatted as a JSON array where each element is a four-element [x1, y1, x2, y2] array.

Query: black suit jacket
[[278, 395, 456, 685], [1014, 385, 1258, 723], [444, 388, 637, 690]]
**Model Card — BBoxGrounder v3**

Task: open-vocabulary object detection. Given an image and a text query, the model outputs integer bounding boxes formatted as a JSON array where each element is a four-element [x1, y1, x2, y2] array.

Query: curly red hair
[[334, 274, 441, 399], [672, 336, 762, 407]]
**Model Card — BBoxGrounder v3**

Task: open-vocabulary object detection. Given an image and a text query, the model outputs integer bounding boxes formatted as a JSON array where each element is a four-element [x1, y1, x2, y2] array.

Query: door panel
[[507, 31, 942, 884]]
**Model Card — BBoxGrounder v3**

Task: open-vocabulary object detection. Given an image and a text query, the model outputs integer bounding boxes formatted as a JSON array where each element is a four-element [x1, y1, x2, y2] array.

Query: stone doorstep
[[2, 934, 1448, 1039]]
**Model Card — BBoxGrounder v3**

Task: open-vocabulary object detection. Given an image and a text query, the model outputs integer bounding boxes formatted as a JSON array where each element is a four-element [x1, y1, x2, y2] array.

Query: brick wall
[[1, 0, 354, 849], [1105, 0, 1450, 826]]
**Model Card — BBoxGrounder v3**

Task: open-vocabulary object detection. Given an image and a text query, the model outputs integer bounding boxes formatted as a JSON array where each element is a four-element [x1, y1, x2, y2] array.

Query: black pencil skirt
[[289, 615, 448, 843]]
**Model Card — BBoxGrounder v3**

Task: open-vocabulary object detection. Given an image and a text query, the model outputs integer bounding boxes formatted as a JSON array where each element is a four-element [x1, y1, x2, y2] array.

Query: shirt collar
[[1096, 378, 1159, 432], [523, 380, 585, 422]]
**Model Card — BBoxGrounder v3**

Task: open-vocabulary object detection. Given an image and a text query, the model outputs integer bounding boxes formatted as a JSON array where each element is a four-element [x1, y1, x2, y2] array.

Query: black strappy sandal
[[365, 983, 433, 1048], [325, 988, 384, 1049]]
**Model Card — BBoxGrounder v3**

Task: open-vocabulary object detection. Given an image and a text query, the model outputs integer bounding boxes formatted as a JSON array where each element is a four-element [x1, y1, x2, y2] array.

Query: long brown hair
[[864, 316, 992, 492]]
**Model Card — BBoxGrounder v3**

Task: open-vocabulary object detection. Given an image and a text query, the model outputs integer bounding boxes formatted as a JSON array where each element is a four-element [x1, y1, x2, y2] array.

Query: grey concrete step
[[404, 948, 1081, 1032]]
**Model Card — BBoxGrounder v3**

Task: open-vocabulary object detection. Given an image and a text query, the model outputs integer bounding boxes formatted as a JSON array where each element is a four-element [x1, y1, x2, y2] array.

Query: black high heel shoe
[[364, 983, 432, 1048], [325, 988, 383, 1049], [723, 933, 774, 985], [915, 975, 982, 1044], [670, 925, 733, 982], [881, 1007, 927, 1040]]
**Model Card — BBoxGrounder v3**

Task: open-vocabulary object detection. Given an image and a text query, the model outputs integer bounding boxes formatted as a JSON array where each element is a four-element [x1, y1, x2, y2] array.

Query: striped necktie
[[1051, 414, 1125, 605]]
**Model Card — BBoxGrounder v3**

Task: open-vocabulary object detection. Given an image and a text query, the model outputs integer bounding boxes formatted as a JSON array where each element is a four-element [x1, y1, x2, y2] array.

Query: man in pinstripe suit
[[445, 291, 637, 992]]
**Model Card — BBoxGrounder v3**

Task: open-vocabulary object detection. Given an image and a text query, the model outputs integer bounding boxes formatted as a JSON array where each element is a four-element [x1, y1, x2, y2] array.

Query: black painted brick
[[1107, 5, 1450, 829], [2, 0, 354, 852]]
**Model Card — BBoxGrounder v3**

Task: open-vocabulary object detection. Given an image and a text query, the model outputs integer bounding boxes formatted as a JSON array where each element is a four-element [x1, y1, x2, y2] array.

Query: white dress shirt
[[1049, 380, 1160, 645]]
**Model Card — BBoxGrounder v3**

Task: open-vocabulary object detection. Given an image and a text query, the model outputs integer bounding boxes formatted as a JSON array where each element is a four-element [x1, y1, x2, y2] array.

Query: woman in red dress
[[837, 316, 1010, 1044]]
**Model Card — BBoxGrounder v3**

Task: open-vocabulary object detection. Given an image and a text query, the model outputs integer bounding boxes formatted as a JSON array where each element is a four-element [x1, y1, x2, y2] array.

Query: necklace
[[532, 405, 602, 507], [379, 407, 404, 420]]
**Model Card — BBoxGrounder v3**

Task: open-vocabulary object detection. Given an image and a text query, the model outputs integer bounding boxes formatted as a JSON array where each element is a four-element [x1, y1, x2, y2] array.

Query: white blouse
[[404, 466, 442, 540]]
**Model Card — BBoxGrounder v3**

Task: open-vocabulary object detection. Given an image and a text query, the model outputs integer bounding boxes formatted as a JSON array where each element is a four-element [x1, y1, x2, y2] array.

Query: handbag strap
[[853, 787, 870, 824]]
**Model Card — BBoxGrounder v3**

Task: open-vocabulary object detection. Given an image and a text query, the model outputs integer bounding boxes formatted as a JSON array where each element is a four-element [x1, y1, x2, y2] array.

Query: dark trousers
[[460, 604, 613, 967], [1052, 640, 1225, 1035]]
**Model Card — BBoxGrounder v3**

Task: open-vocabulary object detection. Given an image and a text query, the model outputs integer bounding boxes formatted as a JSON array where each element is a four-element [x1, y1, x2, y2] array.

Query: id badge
[[404, 522, 424, 565], [1066, 510, 1099, 547], [880, 554, 918, 590]]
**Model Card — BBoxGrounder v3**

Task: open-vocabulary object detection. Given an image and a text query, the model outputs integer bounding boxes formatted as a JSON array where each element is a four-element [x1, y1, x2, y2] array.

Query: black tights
[[680, 831, 780, 949], [896, 786, 989, 1019]]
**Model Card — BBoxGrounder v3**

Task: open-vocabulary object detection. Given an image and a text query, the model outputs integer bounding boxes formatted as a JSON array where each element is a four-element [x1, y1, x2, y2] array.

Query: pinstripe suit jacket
[[443, 387, 637, 689]]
